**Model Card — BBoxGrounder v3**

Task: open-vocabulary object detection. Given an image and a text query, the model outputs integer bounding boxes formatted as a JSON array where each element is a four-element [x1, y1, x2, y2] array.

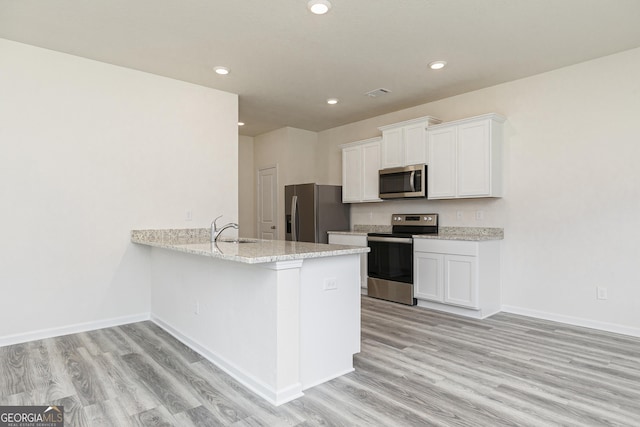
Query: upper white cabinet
[[427, 113, 505, 199], [378, 116, 441, 169], [340, 137, 382, 203]]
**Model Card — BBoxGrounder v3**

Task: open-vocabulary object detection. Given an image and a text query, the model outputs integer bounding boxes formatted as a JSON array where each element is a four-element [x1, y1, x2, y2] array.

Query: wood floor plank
[[173, 404, 226, 427], [83, 398, 132, 427], [119, 322, 249, 424], [53, 394, 90, 427], [101, 326, 143, 356], [61, 345, 109, 406], [92, 352, 161, 416], [350, 357, 533, 427], [142, 322, 204, 364], [27, 339, 76, 401], [132, 406, 178, 427], [2, 296, 640, 426], [0, 343, 31, 398], [192, 360, 306, 427], [121, 352, 199, 415]]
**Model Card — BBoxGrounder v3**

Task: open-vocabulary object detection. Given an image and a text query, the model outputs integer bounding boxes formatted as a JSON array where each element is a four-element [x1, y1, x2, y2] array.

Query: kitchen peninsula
[[131, 228, 368, 406]]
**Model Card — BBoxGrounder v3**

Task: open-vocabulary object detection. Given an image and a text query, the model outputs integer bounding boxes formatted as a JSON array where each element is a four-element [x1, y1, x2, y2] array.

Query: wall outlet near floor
[[323, 278, 338, 291], [596, 286, 608, 300]]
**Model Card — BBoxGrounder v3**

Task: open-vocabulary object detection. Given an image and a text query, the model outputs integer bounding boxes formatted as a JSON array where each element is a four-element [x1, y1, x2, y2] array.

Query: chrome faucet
[[211, 215, 239, 242]]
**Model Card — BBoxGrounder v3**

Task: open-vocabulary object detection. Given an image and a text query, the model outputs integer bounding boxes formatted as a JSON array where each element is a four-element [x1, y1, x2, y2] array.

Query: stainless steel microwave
[[378, 164, 427, 199]]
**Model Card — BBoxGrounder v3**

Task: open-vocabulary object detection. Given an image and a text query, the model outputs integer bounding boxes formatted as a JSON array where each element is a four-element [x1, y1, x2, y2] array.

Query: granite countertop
[[131, 229, 369, 264], [327, 231, 369, 236], [329, 226, 504, 241], [412, 227, 503, 241]]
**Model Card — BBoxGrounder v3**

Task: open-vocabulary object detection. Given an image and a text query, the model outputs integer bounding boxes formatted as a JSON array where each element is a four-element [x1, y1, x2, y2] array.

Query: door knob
[[270, 226, 276, 229]]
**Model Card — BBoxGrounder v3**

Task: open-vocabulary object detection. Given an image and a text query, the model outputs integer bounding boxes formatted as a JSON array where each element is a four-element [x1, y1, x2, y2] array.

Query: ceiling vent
[[365, 88, 392, 98]]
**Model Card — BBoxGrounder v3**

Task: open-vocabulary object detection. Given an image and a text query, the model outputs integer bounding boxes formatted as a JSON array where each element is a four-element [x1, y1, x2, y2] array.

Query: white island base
[[141, 238, 363, 406]]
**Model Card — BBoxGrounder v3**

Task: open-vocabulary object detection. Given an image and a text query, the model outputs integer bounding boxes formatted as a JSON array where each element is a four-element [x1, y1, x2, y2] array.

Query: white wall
[[316, 47, 640, 335], [0, 39, 238, 341], [238, 135, 255, 237], [253, 127, 318, 239]]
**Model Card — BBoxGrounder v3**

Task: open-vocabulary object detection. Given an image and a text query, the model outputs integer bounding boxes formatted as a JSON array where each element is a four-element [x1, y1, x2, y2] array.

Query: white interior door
[[257, 166, 278, 240]]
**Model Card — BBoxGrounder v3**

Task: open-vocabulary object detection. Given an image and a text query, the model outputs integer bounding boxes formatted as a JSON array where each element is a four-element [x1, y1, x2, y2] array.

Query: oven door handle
[[368, 236, 413, 244]]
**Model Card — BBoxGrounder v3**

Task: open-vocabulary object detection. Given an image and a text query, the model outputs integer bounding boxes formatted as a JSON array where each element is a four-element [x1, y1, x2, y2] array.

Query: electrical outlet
[[186, 210, 193, 221], [456, 210, 463, 220], [475, 210, 484, 221], [194, 301, 200, 314], [323, 278, 338, 291], [596, 287, 608, 300]]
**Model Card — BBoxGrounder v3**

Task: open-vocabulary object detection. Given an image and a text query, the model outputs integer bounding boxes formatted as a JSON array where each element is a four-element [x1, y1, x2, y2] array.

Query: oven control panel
[[391, 213, 438, 226]]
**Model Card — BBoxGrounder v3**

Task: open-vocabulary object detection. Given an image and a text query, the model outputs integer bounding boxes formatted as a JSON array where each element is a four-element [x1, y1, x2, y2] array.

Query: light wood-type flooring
[[1, 296, 639, 426]]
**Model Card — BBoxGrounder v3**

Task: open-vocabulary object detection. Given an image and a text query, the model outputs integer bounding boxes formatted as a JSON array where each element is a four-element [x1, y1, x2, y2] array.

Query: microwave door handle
[[409, 171, 416, 192]]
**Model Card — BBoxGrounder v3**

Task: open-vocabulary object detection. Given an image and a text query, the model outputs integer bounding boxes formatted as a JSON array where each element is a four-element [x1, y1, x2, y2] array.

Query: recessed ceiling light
[[308, 0, 331, 15], [238, 122, 245, 126], [429, 61, 447, 70], [327, 98, 339, 105], [214, 66, 230, 75]]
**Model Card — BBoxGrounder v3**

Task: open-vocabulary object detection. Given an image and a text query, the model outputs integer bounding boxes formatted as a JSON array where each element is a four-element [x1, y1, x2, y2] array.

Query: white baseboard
[[501, 305, 640, 338], [151, 314, 304, 406], [416, 300, 499, 320], [0, 313, 151, 347]]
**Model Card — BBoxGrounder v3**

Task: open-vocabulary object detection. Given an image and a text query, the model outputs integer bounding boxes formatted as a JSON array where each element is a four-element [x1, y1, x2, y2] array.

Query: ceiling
[[2, 0, 640, 137]]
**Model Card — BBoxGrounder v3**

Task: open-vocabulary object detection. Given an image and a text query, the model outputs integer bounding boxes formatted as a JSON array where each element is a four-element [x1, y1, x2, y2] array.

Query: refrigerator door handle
[[291, 195, 298, 241]]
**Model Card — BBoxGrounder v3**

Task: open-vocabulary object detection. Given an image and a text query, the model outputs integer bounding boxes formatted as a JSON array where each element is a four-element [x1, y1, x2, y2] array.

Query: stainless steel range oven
[[367, 214, 438, 305]]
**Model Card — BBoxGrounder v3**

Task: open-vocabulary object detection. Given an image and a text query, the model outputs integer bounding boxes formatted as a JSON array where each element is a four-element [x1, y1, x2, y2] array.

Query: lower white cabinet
[[328, 233, 368, 291], [414, 239, 500, 319]]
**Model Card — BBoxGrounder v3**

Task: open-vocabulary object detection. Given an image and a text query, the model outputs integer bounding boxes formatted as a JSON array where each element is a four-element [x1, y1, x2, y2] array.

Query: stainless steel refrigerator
[[285, 183, 350, 243]]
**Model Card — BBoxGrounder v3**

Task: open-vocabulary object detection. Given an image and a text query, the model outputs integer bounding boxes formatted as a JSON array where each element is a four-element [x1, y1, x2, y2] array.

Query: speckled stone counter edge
[[414, 226, 504, 241], [131, 228, 211, 244], [131, 228, 369, 264], [330, 225, 504, 241], [353, 224, 393, 233]]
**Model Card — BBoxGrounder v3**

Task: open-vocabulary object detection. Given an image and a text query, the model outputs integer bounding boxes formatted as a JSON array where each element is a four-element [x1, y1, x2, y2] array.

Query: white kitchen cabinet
[[443, 254, 477, 308], [414, 251, 443, 301], [415, 251, 477, 309], [378, 116, 441, 169], [426, 126, 457, 198], [427, 113, 505, 199], [414, 239, 500, 319], [328, 233, 368, 291], [340, 137, 381, 203]]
